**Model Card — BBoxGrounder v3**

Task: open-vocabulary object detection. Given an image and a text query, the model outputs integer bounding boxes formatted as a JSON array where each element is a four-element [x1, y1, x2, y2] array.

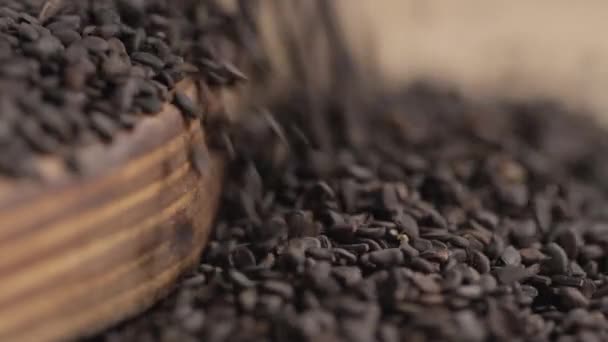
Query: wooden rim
[[0, 81, 224, 342]]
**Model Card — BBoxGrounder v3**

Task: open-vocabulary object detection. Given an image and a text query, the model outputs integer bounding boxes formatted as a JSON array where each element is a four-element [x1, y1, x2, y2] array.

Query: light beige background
[[256, 1, 608, 121]]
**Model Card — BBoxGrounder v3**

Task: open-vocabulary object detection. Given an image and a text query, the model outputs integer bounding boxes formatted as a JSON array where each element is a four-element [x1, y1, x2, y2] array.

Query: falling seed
[[173, 91, 200, 119], [38, 0, 66, 22]]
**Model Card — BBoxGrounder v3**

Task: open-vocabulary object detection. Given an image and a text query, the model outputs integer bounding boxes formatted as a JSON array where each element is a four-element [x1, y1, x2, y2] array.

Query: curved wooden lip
[[0, 80, 204, 206], [0, 80, 211, 232]]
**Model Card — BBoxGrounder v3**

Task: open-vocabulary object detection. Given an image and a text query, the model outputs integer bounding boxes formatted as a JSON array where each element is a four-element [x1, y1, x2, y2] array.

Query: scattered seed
[[543, 243, 569, 274], [494, 265, 531, 284]]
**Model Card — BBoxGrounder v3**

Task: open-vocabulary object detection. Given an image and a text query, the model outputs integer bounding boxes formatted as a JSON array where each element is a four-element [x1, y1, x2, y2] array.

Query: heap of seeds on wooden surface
[[0, 0, 253, 177], [91, 79, 608, 342]]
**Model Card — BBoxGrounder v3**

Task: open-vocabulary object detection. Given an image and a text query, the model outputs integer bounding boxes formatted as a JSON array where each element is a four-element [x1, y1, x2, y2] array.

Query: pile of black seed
[[0, 0, 252, 177], [91, 82, 608, 342]]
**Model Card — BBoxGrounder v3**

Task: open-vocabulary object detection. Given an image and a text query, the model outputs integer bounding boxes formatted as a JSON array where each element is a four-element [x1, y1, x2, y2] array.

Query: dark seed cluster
[[0, 0, 252, 177], [92, 83, 608, 342]]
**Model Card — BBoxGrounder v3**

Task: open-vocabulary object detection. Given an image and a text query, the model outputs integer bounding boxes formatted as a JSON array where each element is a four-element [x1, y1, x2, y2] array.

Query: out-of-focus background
[[255, 0, 608, 122]]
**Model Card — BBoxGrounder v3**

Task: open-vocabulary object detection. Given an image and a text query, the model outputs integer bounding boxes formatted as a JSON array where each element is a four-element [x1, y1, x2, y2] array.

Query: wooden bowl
[[0, 81, 224, 342]]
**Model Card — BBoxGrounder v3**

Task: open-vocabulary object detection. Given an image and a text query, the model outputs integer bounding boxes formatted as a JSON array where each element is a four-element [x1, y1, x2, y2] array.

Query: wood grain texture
[[0, 81, 224, 342]]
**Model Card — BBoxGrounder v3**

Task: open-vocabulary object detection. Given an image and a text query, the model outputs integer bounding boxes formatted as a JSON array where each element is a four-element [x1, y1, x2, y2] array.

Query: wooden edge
[[0, 80, 226, 342], [0, 80, 198, 237], [0, 80, 198, 207]]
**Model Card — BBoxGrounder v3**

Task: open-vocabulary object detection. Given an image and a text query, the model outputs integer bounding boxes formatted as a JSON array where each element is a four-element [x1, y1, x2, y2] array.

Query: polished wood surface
[[0, 81, 224, 342]]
